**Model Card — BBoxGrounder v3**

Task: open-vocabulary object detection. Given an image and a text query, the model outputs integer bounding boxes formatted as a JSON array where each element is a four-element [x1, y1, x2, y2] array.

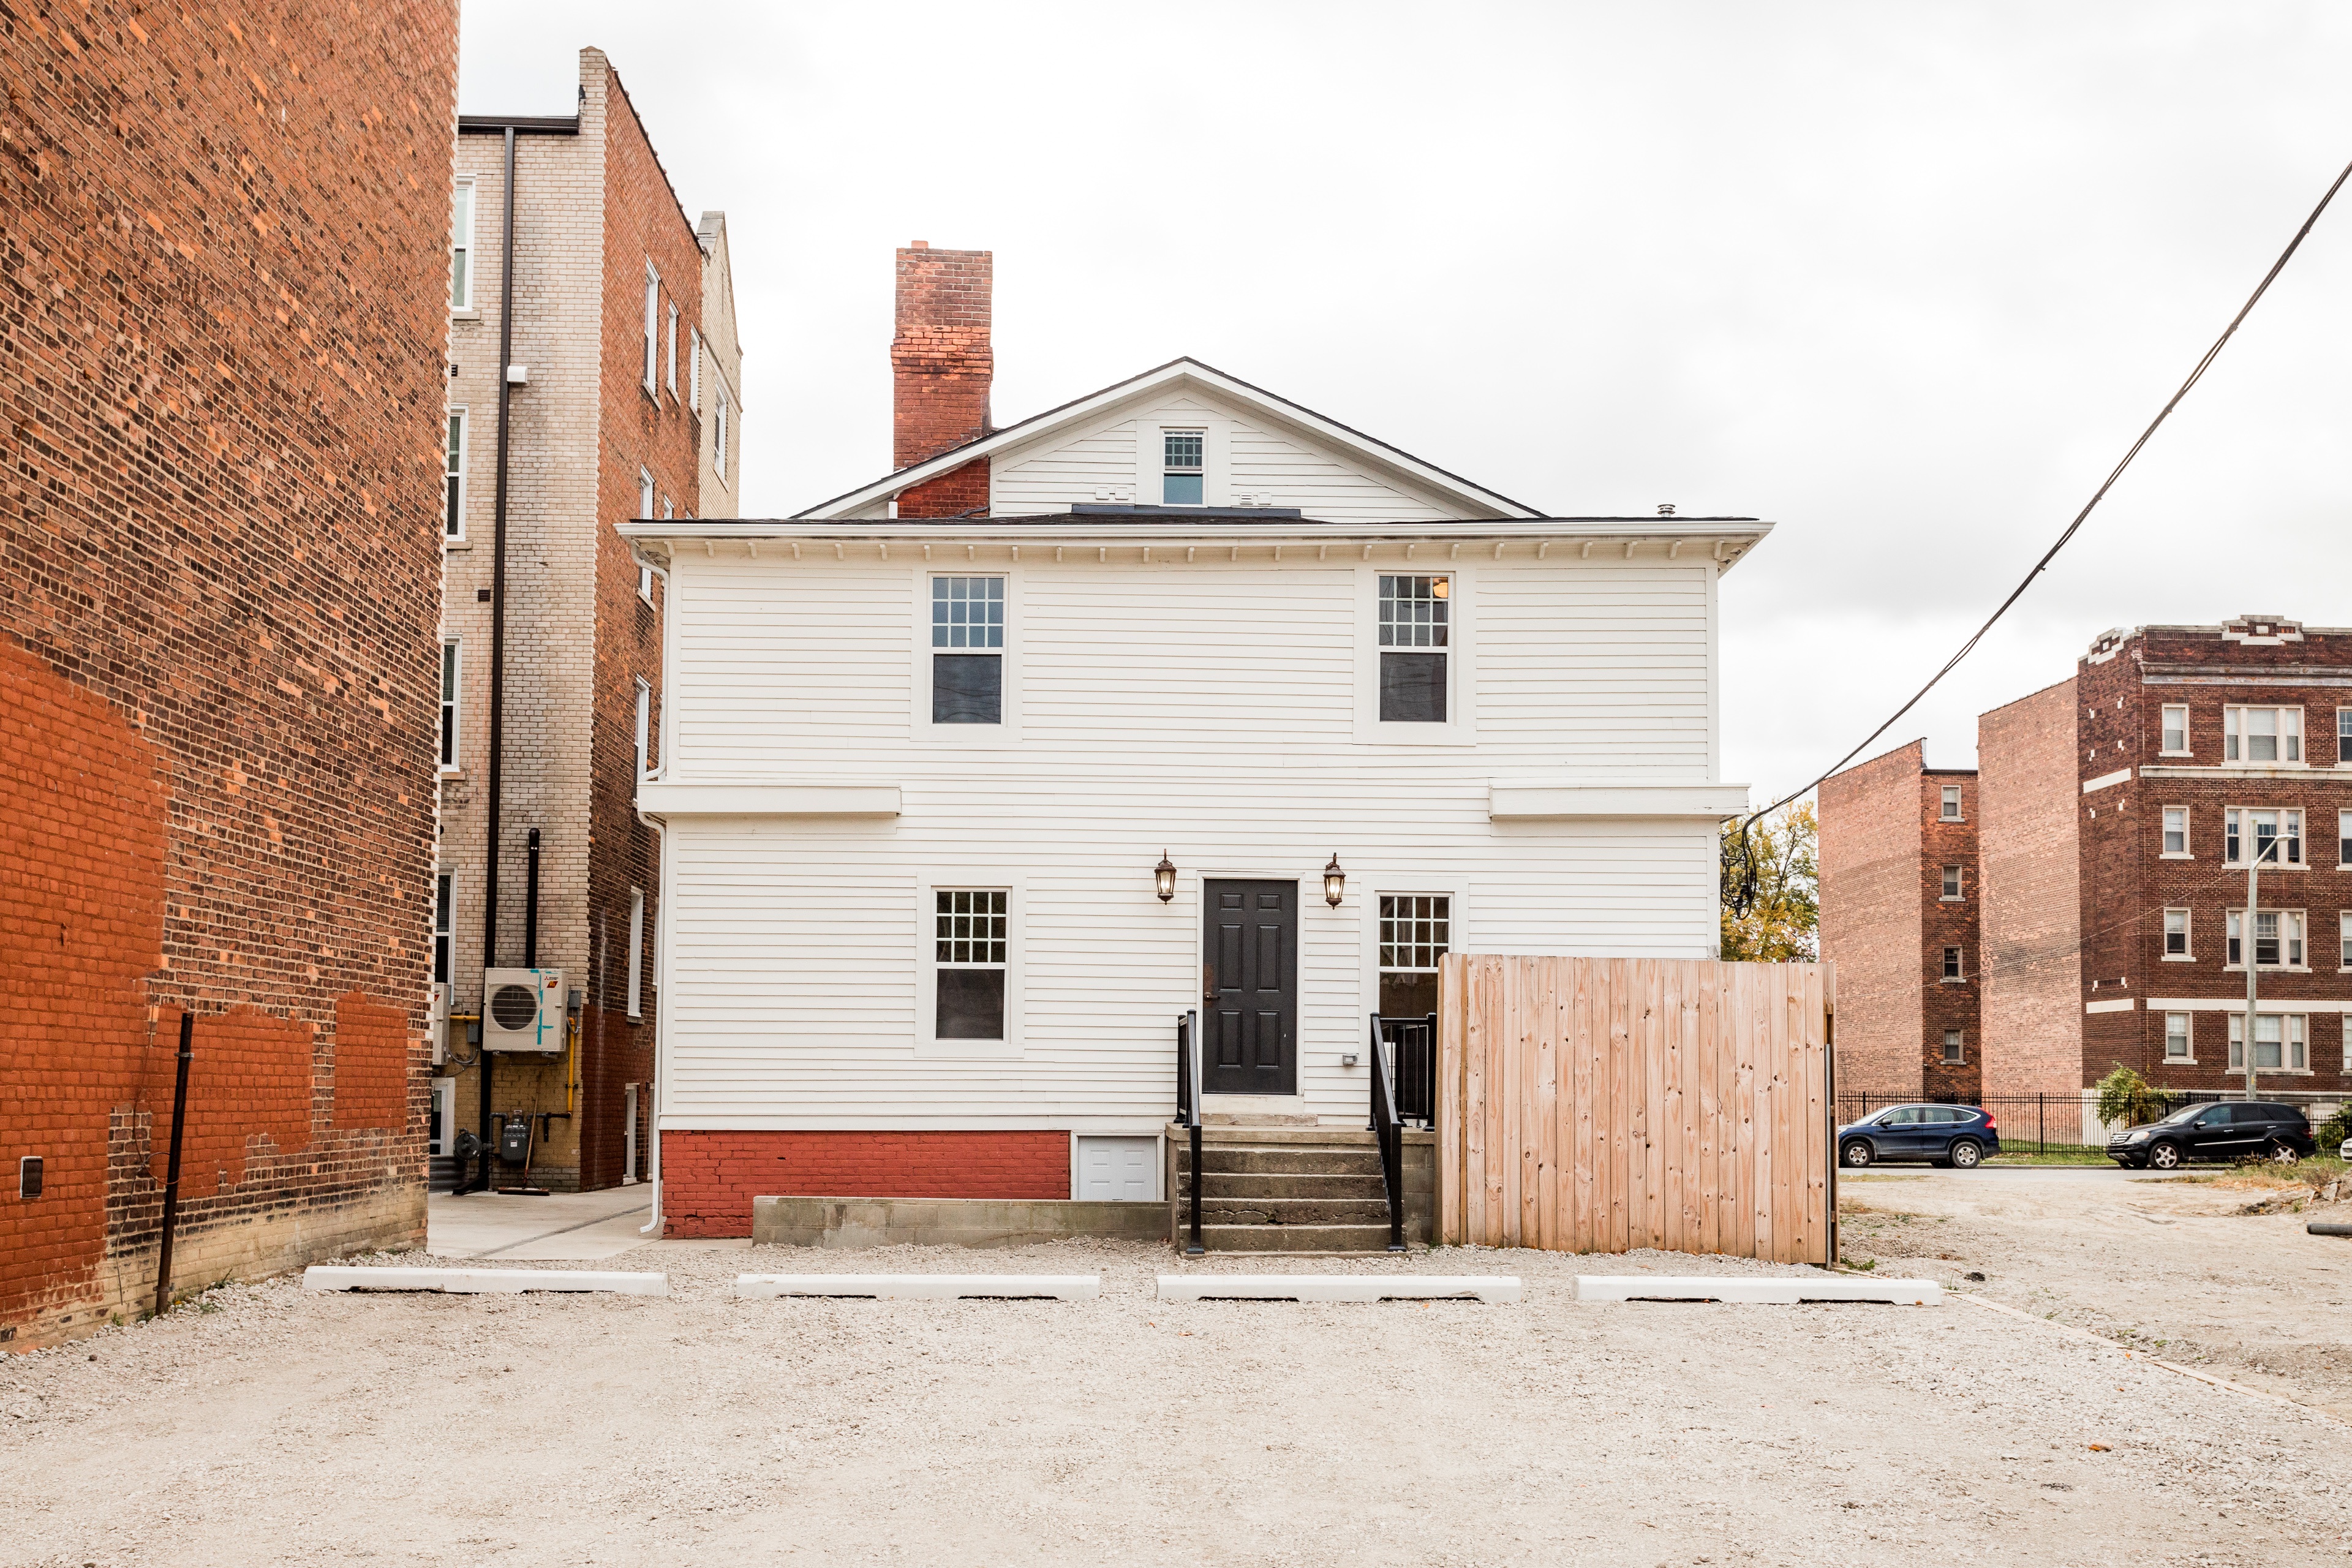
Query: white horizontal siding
[[1227, 415, 1457, 521], [654, 549, 1724, 1130], [990, 415, 1142, 511]]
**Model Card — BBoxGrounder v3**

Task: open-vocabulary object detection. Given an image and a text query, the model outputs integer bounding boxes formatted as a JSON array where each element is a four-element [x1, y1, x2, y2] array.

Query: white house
[[623, 244, 1766, 1240]]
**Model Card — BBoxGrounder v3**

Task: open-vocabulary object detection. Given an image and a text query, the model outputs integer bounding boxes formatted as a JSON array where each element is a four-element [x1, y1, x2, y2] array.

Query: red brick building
[[1, 1, 459, 1345], [1818, 743, 1981, 1099], [1825, 616, 2351, 1123]]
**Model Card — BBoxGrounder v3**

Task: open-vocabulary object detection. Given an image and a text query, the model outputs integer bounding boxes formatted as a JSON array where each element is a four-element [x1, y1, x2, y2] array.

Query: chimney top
[[892, 244, 995, 478], [908, 239, 929, 249]]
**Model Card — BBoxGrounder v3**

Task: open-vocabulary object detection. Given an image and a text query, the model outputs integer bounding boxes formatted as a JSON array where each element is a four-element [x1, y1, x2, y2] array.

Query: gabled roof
[[794, 358, 1544, 520]]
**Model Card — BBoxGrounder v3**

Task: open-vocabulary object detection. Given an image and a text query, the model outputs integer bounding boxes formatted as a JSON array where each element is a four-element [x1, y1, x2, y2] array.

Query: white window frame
[[2163, 1012, 2193, 1063], [1940, 865, 1962, 900], [913, 568, 1019, 743], [1355, 565, 1474, 745], [713, 390, 730, 486], [643, 265, 661, 393], [2340, 910, 2351, 971], [2161, 805, 2188, 858], [688, 328, 703, 413], [1940, 1028, 1964, 1066], [444, 407, 469, 541], [2223, 806, 2302, 868], [665, 301, 679, 395], [2338, 809, 2351, 869], [2226, 907, 2307, 971], [1161, 427, 1207, 507], [915, 876, 1025, 1058], [2229, 1011, 2309, 1074], [626, 888, 646, 1019], [2223, 704, 2303, 764], [2162, 907, 2191, 961], [2338, 706, 2351, 767], [2159, 704, 2188, 756], [1940, 784, 1963, 821], [450, 181, 475, 311], [438, 638, 461, 771], [634, 676, 654, 779], [1358, 884, 1468, 1042]]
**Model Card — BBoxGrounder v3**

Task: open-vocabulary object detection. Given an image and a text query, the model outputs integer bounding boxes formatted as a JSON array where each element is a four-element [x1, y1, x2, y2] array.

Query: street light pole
[[2242, 826, 2270, 1100]]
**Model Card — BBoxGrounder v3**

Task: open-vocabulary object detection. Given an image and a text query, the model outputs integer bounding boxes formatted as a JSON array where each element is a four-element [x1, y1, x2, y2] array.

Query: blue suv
[[1838, 1104, 2001, 1169]]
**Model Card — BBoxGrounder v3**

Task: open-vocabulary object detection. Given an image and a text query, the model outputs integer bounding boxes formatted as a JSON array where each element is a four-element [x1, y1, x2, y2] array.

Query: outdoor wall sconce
[[1323, 853, 1346, 908], [1155, 851, 1178, 903]]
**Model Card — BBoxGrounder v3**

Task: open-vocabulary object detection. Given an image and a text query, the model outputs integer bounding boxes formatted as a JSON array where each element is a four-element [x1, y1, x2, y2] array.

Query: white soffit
[[635, 785, 901, 818], [1489, 784, 1751, 820]]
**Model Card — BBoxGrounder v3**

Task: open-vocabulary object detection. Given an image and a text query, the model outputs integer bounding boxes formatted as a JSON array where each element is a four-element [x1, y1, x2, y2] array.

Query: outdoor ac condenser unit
[[481, 967, 565, 1052]]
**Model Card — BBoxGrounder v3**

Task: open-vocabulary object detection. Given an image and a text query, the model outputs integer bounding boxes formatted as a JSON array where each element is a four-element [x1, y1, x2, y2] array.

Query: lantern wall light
[[1323, 853, 1346, 908], [1155, 851, 1177, 903]]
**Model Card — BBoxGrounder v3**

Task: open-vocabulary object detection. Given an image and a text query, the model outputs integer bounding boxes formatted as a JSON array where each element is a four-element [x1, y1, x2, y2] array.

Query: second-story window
[[1942, 946, 1963, 981], [433, 873, 454, 985], [1378, 575, 1449, 723], [2162, 807, 2188, 855], [2228, 909, 2305, 968], [2163, 908, 2190, 957], [2339, 706, 2352, 765], [932, 576, 1003, 724], [689, 328, 703, 412], [638, 468, 655, 520], [635, 677, 654, 778], [643, 265, 660, 393], [1163, 429, 1204, 505], [714, 391, 730, 484], [2341, 809, 2352, 868], [2225, 808, 2301, 866], [1940, 785, 1962, 820], [439, 639, 461, 769], [665, 303, 679, 394], [445, 409, 468, 540], [2161, 704, 2188, 753], [450, 183, 474, 309], [1940, 865, 1962, 900], [2225, 705, 2301, 763]]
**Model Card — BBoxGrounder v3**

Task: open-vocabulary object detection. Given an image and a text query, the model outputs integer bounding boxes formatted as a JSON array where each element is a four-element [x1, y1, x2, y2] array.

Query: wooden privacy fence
[[1436, 956, 1834, 1264]]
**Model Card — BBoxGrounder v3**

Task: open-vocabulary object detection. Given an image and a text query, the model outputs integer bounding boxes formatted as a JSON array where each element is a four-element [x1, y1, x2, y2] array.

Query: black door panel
[[1204, 880, 1297, 1095]]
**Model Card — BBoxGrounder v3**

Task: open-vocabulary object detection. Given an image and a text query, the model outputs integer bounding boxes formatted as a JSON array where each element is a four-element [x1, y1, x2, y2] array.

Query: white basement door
[[1076, 1136, 1157, 1202]]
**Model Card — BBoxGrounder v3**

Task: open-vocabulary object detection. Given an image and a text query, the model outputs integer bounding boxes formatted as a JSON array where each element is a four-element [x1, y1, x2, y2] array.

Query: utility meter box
[[481, 967, 565, 1052], [497, 1117, 532, 1163]]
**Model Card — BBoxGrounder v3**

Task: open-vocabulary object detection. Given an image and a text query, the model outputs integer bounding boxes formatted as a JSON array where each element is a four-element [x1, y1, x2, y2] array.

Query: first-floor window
[[2343, 1016, 2352, 1073], [1941, 1029, 1963, 1065], [2163, 908, 2189, 957], [433, 873, 454, 985], [1378, 894, 1451, 1019], [626, 888, 646, 1019], [2163, 1012, 2191, 1061], [1942, 946, 1963, 980], [935, 889, 1008, 1039], [2230, 1012, 2307, 1072], [439, 639, 461, 769]]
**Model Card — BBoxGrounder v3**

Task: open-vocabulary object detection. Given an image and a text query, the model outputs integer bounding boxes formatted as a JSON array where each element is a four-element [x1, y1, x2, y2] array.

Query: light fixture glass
[[1323, 853, 1346, 908], [1430, 578, 1450, 600], [1155, 851, 1177, 903]]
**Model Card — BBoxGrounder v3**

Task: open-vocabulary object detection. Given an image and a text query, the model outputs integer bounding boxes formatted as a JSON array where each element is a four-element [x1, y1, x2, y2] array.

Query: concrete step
[[1193, 1172, 1387, 1200], [1168, 1123, 1378, 1147], [1197, 1223, 1401, 1253], [1182, 1146, 1384, 1177], [1197, 1197, 1395, 1225]]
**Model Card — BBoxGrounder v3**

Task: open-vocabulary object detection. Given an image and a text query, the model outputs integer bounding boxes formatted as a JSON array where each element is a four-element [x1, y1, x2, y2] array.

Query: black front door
[[1203, 880, 1297, 1095]]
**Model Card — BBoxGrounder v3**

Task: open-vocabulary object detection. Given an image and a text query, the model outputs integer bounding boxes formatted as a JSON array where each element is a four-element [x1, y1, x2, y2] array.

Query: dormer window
[[1163, 430, 1204, 505]]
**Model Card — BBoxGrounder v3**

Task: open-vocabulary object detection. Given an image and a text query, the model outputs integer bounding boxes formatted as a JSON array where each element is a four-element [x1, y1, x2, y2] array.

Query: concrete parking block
[[1575, 1275, 1940, 1305], [304, 1267, 668, 1295], [736, 1273, 1100, 1300], [1155, 1275, 1521, 1303]]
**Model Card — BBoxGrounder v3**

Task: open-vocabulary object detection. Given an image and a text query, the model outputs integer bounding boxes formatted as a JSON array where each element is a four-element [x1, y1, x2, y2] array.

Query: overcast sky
[[459, 3, 2352, 804]]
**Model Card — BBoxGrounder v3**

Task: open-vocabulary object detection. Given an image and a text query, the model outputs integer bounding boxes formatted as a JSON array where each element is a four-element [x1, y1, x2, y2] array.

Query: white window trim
[[1940, 1029, 1965, 1066], [2158, 704, 2190, 757], [914, 875, 1026, 1059], [1354, 564, 1476, 747], [2228, 1010, 2311, 1074], [688, 328, 703, 413], [2160, 907, 2193, 962], [2162, 1011, 2194, 1065], [626, 888, 646, 1019], [2225, 907, 2309, 973], [642, 265, 661, 394], [2340, 910, 2351, 972], [638, 467, 655, 522], [2223, 804, 2304, 869], [438, 637, 462, 772], [635, 676, 654, 779], [450, 179, 477, 314], [444, 406, 469, 543], [1940, 785, 1964, 821], [1133, 414, 1230, 507], [713, 390, 730, 486], [2160, 804, 2190, 859], [911, 567, 1020, 745], [2338, 705, 2352, 767], [638, 562, 655, 605], [1362, 886, 1464, 1025], [665, 302, 679, 395], [1940, 865, 1964, 901], [2223, 703, 2305, 766], [1940, 945, 1965, 982], [2338, 808, 2351, 870]]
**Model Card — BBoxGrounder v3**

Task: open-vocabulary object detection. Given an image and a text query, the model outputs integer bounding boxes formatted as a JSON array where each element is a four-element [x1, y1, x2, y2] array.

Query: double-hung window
[[1378, 575, 1449, 723], [627, 889, 645, 1019], [1162, 429, 1204, 505], [2160, 704, 2188, 754], [439, 639, 461, 770], [1940, 865, 1962, 900], [2163, 1012, 2192, 1062], [2225, 808, 2300, 866], [450, 183, 474, 309], [2230, 1012, 2307, 1072], [634, 677, 654, 778], [2162, 908, 2189, 959], [932, 576, 1004, 724], [642, 266, 660, 393], [2162, 807, 2188, 856], [2339, 706, 2352, 766], [1942, 946, 1964, 981], [688, 328, 703, 412], [2341, 810, 2352, 868], [714, 391, 730, 484], [665, 303, 679, 395], [1942, 1030, 1964, 1065], [2342, 910, 2352, 969], [1940, 785, 1962, 821], [444, 409, 468, 540], [432, 873, 454, 986], [2228, 909, 2304, 968], [2225, 705, 2301, 763], [934, 890, 1008, 1039], [1378, 895, 1450, 1019]]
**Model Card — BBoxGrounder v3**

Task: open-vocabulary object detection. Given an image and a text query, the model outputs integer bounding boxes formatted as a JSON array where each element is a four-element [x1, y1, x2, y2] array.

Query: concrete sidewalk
[[424, 1188, 755, 1259]]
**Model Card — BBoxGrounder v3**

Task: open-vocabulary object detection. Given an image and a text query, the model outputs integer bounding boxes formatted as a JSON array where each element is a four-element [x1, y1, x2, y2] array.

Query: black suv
[[2108, 1101, 2316, 1169]]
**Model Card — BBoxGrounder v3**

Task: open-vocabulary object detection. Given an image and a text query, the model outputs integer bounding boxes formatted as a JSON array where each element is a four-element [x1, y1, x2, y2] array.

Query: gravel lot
[[7, 1175, 2351, 1567]]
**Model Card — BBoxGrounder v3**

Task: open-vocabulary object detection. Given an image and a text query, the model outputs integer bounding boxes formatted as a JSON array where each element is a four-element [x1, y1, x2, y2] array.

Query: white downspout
[[632, 542, 676, 1235]]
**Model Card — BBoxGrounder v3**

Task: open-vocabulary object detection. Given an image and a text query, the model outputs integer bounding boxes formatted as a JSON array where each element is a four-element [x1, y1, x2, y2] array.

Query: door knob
[[1202, 965, 1216, 1002]]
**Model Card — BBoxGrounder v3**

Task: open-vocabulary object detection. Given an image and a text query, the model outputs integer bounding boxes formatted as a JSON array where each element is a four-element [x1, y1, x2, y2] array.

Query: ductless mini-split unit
[[481, 967, 565, 1052]]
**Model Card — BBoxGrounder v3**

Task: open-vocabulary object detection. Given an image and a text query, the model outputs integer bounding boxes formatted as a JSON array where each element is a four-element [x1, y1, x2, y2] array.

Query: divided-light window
[[1163, 430, 1204, 505], [935, 890, 1008, 1040], [1378, 895, 1451, 1019], [932, 576, 1004, 724], [432, 873, 454, 986], [1378, 575, 1449, 723], [2225, 705, 2301, 763]]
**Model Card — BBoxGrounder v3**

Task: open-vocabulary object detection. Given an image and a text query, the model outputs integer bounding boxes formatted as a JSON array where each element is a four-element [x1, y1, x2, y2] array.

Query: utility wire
[[1726, 151, 2352, 912]]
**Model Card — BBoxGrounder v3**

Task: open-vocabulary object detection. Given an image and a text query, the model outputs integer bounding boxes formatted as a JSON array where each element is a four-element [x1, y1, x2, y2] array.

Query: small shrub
[[2316, 1104, 2352, 1153], [2095, 1064, 2165, 1129]]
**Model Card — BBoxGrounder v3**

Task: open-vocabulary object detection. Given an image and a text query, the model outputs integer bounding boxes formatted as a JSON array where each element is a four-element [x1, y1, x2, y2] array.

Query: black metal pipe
[[477, 124, 519, 1194], [153, 1011, 194, 1319], [524, 826, 540, 968]]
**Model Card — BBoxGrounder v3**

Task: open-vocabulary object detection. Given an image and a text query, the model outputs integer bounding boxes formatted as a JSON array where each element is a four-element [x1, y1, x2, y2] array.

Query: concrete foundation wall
[[753, 1196, 1167, 1250]]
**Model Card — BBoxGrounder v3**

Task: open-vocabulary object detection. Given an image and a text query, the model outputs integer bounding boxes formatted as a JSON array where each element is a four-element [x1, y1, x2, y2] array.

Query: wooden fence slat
[[1642, 958, 1666, 1250], [1695, 962, 1720, 1256], [1533, 956, 1559, 1251], [1800, 963, 1828, 1267], [1438, 956, 1460, 1245], [1569, 956, 1594, 1255]]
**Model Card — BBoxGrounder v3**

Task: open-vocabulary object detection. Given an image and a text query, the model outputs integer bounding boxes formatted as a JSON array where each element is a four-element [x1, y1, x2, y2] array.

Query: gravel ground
[[6, 1204, 2351, 1566]]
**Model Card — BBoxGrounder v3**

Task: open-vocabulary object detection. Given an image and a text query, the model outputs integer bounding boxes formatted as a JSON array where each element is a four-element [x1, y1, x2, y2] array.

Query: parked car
[[1838, 1105, 2000, 1169], [2108, 1102, 2315, 1169]]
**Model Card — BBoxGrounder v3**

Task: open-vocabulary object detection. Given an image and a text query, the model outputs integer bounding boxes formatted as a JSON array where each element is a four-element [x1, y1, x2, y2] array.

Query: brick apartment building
[[1817, 744, 1982, 1098], [1824, 615, 2351, 1124], [435, 50, 740, 1193], [1, 2, 459, 1345]]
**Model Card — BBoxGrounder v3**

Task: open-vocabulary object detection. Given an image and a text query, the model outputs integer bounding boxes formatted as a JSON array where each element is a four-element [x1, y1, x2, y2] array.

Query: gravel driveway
[[5, 1206, 2348, 1566]]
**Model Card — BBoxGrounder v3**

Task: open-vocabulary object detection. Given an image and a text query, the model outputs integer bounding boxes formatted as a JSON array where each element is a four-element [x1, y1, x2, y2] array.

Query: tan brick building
[[435, 50, 737, 1193], [1, 0, 459, 1346]]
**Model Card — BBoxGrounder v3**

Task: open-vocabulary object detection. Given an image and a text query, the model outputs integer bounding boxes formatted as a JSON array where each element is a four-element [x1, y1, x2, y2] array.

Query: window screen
[[935, 890, 1008, 1039], [1378, 575, 1449, 723]]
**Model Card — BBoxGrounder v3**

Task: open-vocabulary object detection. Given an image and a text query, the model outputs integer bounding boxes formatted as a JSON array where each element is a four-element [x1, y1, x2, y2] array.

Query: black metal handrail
[[1365, 1013, 1407, 1253], [1381, 1011, 1438, 1126], [1177, 1009, 1203, 1255]]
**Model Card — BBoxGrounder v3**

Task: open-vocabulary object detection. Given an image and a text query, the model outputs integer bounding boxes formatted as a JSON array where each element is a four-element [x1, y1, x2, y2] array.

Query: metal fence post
[[154, 1011, 194, 1319]]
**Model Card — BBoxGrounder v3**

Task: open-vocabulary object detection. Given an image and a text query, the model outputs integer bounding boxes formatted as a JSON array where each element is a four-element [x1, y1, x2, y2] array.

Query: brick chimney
[[892, 241, 993, 471]]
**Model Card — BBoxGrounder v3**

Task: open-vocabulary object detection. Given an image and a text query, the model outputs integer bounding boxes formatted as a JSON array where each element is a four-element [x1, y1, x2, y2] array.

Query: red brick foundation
[[660, 1129, 1070, 1237]]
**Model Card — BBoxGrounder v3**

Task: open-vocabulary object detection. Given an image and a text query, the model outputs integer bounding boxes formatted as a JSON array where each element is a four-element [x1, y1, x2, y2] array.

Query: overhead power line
[[1724, 149, 2352, 913]]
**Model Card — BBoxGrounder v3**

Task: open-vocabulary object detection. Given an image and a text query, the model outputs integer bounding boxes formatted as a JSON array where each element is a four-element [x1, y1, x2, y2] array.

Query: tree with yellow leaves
[[1719, 801, 1818, 962]]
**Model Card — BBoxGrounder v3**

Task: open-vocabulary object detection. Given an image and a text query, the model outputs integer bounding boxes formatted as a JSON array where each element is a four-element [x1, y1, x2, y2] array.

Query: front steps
[[1168, 1122, 1406, 1253]]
